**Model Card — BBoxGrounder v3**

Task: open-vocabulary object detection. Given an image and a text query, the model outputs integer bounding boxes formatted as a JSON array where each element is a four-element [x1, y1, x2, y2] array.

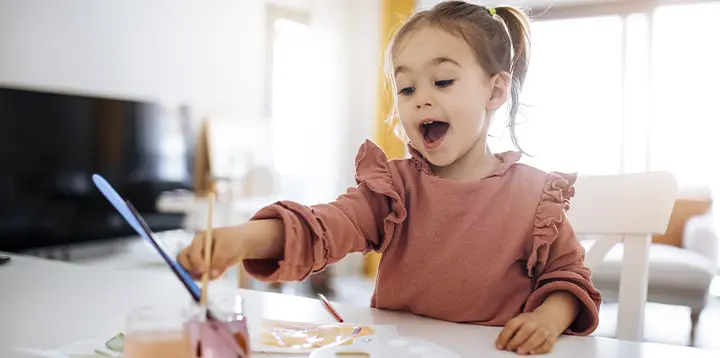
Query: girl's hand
[[177, 226, 246, 280], [495, 311, 561, 355], [177, 219, 284, 280]]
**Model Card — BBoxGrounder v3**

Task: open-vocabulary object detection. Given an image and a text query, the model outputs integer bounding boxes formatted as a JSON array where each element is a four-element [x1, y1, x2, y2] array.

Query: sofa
[[581, 185, 718, 344]]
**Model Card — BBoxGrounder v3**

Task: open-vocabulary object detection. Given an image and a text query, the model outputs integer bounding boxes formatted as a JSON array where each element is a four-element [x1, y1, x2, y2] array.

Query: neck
[[431, 136, 502, 181]]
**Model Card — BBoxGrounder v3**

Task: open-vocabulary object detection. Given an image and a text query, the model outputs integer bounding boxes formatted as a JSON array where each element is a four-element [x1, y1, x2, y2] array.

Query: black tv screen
[[0, 86, 195, 251]]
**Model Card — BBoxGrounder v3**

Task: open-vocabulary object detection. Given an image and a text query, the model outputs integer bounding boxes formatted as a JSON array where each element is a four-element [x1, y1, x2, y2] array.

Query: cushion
[[651, 198, 712, 248], [581, 240, 717, 292]]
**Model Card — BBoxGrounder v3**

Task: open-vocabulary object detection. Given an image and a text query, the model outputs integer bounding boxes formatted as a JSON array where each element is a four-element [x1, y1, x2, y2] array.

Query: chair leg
[[689, 309, 701, 346]]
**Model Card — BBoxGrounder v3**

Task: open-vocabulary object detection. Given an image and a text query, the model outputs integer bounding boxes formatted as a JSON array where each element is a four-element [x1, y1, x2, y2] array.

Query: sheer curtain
[[650, 3, 720, 193], [269, 18, 316, 203], [269, 3, 353, 206], [651, 2, 720, 250], [489, 3, 720, 264], [491, 16, 625, 175], [491, 2, 720, 195]]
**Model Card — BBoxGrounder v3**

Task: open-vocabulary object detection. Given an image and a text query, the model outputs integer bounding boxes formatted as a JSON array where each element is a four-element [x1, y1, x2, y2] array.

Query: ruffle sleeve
[[353, 140, 408, 253], [242, 139, 407, 282], [526, 172, 577, 276], [523, 172, 603, 336]]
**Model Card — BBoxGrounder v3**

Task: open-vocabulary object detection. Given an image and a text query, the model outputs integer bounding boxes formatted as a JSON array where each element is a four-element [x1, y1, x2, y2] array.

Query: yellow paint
[[258, 319, 376, 349], [364, 0, 416, 278]]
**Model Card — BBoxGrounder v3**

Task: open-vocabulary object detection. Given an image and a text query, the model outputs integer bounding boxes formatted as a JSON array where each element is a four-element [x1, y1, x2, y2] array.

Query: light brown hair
[[385, 1, 531, 153]]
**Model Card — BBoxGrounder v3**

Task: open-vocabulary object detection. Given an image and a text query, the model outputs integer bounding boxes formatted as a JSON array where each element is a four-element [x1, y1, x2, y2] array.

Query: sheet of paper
[[250, 319, 399, 354]]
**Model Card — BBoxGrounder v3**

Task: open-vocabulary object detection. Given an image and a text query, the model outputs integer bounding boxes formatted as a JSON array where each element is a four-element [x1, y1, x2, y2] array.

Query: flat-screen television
[[0, 86, 197, 251]]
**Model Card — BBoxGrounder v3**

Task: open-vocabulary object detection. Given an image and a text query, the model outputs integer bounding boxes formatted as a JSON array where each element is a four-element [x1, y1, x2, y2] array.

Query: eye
[[398, 87, 415, 96], [435, 79, 455, 88]]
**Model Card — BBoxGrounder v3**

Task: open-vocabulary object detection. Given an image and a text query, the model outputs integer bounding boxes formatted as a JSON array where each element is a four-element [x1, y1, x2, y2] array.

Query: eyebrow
[[394, 57, 461, 76]]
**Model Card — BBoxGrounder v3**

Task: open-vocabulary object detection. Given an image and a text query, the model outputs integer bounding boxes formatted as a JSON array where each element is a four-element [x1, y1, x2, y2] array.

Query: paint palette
[[309, 335, 461, 358], [250, 319, 398, 355]]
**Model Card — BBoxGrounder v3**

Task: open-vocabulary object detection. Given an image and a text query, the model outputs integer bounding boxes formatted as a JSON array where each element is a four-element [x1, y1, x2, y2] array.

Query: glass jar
[[123, 305, 195, 358], [194, 293, 251, 358]]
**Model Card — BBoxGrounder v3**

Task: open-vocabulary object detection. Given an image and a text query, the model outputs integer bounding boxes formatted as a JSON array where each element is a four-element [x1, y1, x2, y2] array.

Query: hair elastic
[[487, 7, 497, 16]]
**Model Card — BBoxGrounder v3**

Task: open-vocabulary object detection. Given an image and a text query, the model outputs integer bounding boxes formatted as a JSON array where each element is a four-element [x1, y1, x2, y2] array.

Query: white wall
[[0, 0, 265, 121]]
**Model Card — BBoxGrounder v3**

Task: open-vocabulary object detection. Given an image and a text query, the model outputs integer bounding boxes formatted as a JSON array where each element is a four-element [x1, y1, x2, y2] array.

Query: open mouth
[[419, 120, 450, 148]]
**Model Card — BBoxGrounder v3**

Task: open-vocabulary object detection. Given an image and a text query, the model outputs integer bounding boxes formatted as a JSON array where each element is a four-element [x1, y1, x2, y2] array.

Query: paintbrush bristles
[[200, 192, 215, 306]]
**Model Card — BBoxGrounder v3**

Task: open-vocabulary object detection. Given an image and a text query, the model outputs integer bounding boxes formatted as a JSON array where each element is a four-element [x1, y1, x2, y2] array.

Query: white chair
[[582, 185, 718, 345], [569, 171, 678, 342]]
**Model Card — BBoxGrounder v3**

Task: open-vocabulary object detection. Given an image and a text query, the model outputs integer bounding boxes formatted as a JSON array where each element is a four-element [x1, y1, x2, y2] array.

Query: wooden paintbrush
[[201, 192, 215, 306]]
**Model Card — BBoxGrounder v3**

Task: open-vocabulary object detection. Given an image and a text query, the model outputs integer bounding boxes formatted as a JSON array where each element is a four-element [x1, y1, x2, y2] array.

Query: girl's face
[[392, 27, 507, 167]]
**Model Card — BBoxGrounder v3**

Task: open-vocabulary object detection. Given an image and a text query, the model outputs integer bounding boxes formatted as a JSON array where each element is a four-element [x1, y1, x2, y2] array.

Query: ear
[[486, 72, 510, 111]]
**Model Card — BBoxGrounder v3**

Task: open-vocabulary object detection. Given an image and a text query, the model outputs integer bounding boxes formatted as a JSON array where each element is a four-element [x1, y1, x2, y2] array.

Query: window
[[649, 2, 720, 189], [266, 9, 315, 202], [269, 18, 312, 176], [502, 16, 625, 175], [499, 3, 720, 265], [492, 2, 720, 193]]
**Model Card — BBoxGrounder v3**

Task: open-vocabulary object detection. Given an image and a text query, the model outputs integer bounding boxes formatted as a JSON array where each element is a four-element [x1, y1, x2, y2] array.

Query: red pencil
[[318, 293, 344, 323]]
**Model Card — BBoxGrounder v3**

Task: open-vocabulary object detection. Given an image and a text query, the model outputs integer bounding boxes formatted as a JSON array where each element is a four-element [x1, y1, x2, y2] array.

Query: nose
[[414, 88, 433, 109], [415, 101, 432, 109]]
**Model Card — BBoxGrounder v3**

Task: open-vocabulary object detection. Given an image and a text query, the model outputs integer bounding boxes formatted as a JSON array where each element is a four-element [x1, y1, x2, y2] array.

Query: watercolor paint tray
[[251, 319, 399, 354]]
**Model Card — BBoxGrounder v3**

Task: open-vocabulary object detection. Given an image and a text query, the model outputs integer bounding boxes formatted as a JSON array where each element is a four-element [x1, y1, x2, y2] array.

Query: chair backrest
[[566, 171, 678, 342], [568, 171, 678, 235]]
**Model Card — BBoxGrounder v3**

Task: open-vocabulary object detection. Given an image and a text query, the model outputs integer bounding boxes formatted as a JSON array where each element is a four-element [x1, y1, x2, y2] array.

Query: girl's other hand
[[495, 311, 561, 355]]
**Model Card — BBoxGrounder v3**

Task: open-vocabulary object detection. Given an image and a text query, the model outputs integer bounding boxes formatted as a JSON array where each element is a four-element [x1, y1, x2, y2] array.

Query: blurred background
[[1, 0, 719, 350]]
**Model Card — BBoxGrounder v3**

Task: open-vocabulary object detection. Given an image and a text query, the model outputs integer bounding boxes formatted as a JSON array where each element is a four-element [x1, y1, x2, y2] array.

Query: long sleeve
[[523, 172, 602, 336], [242, 140, 407, 282]]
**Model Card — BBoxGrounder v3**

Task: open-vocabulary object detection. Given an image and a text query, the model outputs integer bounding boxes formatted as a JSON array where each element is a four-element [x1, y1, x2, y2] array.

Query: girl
[[178, 1, 602, 355]]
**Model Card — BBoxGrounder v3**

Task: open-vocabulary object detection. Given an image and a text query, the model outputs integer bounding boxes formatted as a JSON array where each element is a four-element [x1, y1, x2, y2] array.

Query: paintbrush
[[201, 192, 215, 306]]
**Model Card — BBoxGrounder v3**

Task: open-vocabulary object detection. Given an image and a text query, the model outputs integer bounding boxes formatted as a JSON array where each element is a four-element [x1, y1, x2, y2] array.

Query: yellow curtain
[[364, 0, 416, 278]]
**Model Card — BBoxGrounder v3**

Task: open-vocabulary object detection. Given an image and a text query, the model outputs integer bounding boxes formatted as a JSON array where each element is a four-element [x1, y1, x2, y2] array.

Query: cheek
[[397, 100, 415, 124], [445, 93, 488, 126]]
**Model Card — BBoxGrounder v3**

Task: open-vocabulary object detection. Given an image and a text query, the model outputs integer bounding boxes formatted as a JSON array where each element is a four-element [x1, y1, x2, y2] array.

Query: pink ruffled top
[[244, 140, 602, 335]]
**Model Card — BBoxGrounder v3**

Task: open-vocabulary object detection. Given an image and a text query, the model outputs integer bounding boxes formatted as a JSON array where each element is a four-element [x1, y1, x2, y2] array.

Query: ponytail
[[494, 6, 531, 154]]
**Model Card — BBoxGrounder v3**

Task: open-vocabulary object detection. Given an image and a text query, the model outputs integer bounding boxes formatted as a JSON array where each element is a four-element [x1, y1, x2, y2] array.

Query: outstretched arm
[[242, 178, 404, 282], [178, 140, 406, 282], [243, 140, 407, 282]]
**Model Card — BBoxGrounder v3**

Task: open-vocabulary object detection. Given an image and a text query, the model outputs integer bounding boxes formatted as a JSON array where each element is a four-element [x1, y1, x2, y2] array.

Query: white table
[[1, 254, 717, 358]]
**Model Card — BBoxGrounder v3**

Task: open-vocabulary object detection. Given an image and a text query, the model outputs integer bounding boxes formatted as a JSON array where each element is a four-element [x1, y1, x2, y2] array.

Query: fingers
[[177, 227, 246, 281], [188, 231, 208, 275], [517, 329, 551, 355], [506, 320, 538, 352], [207, 227, 242, 279], [497, 314, 559, 355], [177, 232, 208, 279], [496, 316, 523, 350], [177, 247, 195, 278], [532, 339, 555, 355]]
